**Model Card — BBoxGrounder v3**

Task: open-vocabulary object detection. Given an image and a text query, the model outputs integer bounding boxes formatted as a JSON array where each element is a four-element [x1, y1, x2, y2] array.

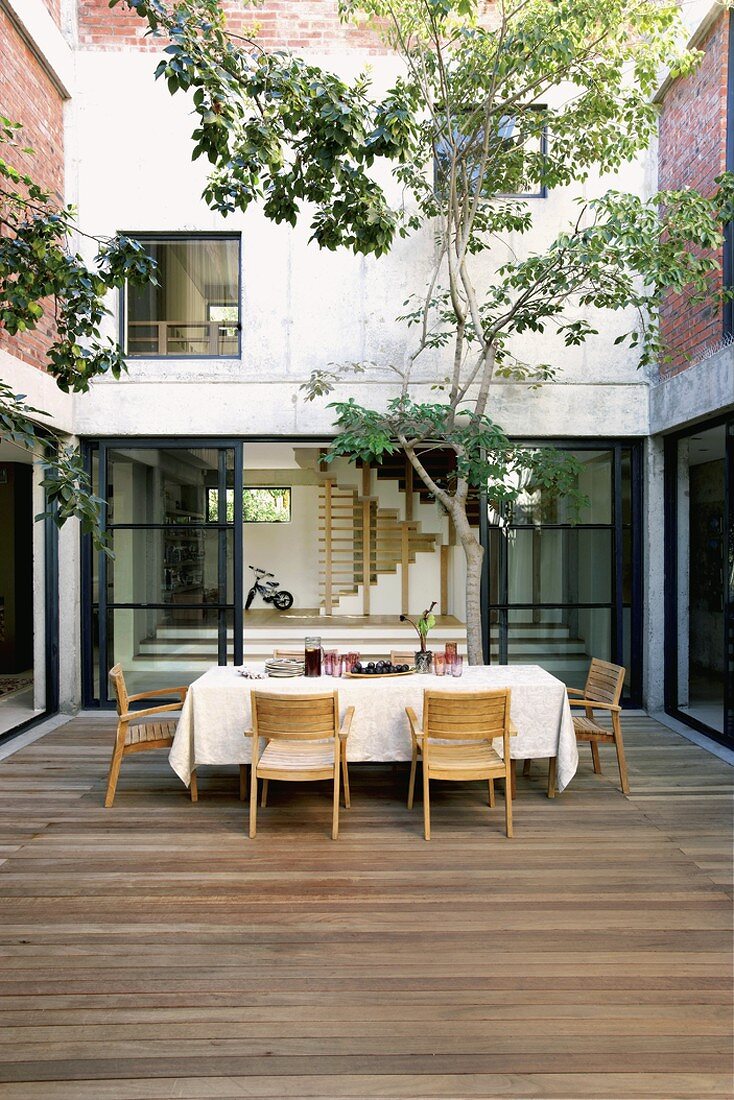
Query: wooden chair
[[246, 691, 354, 839], [406, 689, 515, 839], [105, 664, 194, 807], [567, 658, 629, 795], [390, 650, 419, 664]]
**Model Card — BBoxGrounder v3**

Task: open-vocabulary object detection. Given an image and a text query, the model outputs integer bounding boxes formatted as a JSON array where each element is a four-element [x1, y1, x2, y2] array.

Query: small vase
[[415, 650, 433, 674]]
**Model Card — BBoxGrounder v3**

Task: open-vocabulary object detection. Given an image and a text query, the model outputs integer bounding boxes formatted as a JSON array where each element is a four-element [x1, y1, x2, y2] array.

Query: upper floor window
[[124, 235, 241, 358], [434, 108, 548, 200]]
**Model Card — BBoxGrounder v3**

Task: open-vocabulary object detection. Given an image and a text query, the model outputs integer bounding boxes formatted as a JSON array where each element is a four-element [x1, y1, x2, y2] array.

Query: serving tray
[[345, 670, 415, 679]]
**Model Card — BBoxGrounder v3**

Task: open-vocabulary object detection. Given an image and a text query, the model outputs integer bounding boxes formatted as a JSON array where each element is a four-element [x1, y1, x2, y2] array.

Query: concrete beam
[[72, 379, 651, 439], [648, 346, 734, 436]]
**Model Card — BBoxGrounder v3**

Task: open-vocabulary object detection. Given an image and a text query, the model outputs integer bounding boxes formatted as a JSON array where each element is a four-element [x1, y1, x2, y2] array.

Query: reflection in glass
[[107, 528, 234, 606], [125, 237, 240, 358], [490, 608, 611, 690], [506, 528, 612, 606], [504, 450, 613, 525], [677, 425, 726, 733], [107, 608, 235, 696], [106, 447, 233, 526]]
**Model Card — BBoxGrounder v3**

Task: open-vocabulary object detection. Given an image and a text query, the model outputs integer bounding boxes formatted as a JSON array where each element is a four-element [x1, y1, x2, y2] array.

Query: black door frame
[[480, 439, 644, 706], [81, 435, 644, 709], [664, 413, 734, 748], [81, 437, 244, 709], [0, 470, 59, 747]]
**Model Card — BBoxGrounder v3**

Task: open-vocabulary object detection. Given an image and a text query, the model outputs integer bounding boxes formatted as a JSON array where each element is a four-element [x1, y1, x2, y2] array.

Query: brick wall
[[0, 8, 65, 373], [658, 14, 729, 376], [77, 0, 386, 52], [41, 0, 62, 30]]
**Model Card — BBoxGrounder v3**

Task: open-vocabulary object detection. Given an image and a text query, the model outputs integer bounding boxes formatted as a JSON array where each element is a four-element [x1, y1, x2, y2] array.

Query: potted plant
[[400, 602, 437, 673]]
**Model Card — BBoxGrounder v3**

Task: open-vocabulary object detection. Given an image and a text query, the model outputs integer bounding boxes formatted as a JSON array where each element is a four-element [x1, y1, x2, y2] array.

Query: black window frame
[[80, 434, 642, 710], [479, 439, 643, 706], [433, 104, 549, 201], [120, 232, 242, 361], [663, 413, 734, 748], [0, 459, 59, 747], [81, 438, 244, 709]]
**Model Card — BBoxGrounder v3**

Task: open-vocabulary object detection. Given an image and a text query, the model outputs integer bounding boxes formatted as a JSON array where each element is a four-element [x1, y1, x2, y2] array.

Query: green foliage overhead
[[323, 395, 587, 518], [0, 116, 157, 548], [118, 0, 733, 659]]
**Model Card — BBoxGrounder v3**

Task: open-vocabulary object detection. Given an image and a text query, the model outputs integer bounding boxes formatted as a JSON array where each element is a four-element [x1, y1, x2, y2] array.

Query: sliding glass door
[[84, 440, 243, 706], [665, 417, 733, 746], [482, 443, 642, 704]]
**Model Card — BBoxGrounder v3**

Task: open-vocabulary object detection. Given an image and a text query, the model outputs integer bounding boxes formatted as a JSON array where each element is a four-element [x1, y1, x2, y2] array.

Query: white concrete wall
[[243, 485, 321, 609], [3, 7, 733, 724], [66, 47, 653, 441]]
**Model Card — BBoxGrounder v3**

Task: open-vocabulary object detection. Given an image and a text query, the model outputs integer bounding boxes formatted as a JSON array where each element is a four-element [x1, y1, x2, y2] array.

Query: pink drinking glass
[[330, 651, 341, 677], [451, 654, 463, 677], [444, 642, 457, 667], [434, 653, 446, 676]]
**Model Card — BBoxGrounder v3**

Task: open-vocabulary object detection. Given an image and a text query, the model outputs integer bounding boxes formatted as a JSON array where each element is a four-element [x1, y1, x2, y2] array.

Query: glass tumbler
[[451, 654, 464, 677], [444, 642, 458, 667], [305, 637, 322, 677], [434, 653, 446, 676]]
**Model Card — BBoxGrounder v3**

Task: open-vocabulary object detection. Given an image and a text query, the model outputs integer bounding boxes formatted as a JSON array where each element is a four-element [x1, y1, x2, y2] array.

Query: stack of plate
[[265, 658, 305, 678]]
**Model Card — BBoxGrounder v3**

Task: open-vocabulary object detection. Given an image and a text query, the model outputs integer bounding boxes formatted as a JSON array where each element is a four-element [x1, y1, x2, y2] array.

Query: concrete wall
[[61, 38, 653, 441], [2, 0, 733, 723]]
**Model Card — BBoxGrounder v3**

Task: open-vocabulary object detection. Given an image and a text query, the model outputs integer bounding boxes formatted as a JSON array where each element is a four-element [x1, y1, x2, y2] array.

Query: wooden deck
[[0, 714, 731, 1099]]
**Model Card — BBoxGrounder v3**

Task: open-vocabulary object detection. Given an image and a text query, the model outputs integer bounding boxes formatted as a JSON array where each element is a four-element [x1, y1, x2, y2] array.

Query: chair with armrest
[[406, 688, 515, 839], [105, 664, 193, 807], [567, 658, 629, 794], [390, 650, 421, 665], [246, 690, 354, 840]]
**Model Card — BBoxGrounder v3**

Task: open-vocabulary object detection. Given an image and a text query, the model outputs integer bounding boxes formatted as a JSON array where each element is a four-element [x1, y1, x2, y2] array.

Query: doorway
[[666, 418, 733, 746], [0, 451, 38, 734]]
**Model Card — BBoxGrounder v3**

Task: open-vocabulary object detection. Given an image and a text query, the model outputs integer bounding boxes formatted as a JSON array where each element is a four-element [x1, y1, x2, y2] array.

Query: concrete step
[[152, 621, 575, 641], [489, 640, 587, 656]]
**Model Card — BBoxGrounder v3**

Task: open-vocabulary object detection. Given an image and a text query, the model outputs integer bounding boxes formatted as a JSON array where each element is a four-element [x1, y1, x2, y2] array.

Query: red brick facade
[[658, 14, 729, 376], [0, 8, 65, 373], [41, 0, 62, 30], [77, 0, 385, 52]]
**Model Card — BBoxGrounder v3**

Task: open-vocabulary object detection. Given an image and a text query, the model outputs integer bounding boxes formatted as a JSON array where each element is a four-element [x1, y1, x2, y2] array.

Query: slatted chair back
[[423, 689, 511, 742], [584, 659, 625, 706], [390, 650, 419, 664], [108, 664, 129, 717], [251, 691, 340, 743]]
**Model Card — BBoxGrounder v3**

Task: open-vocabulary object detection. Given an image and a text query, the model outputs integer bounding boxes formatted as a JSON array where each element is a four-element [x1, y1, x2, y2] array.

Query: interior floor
[[680, 671, 725, 735], [0, 684, 39, 737]]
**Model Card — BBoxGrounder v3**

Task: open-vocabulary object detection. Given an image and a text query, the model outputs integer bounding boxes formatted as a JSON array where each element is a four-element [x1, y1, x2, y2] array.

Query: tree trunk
[[451, 506, 485, 665]]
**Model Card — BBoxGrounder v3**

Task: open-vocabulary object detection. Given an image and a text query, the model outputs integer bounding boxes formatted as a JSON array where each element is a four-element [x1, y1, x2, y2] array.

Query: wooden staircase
[[318, 465, 439, 615], [370, 448, 481, 527]]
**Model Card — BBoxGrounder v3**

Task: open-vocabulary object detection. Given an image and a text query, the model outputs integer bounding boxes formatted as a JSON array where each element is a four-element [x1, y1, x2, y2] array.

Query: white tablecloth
[[170, 664, 578, 793]]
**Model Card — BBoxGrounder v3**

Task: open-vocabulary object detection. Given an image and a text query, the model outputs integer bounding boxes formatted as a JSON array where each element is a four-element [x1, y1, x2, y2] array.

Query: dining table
[[169, 663, 578, 794]]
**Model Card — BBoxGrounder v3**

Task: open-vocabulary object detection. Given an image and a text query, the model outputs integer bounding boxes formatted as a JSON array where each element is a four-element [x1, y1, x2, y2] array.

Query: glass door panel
[[675, 425, 726, 735], [484, 444, 640, 704], [86, 441, 243, 707]]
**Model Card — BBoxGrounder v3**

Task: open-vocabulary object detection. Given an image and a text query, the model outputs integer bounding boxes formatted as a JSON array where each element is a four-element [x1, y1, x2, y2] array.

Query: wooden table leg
[[547, 756, 557, 799]]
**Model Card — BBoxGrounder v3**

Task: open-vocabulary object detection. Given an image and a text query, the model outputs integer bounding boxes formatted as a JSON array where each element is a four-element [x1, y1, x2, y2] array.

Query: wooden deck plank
[[0, 713, 731, 1098]]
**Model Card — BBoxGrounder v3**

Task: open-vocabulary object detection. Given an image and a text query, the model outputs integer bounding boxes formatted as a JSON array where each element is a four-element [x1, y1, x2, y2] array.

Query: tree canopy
[[115, 0, 733, 658], [0, 116, 156, 548]]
